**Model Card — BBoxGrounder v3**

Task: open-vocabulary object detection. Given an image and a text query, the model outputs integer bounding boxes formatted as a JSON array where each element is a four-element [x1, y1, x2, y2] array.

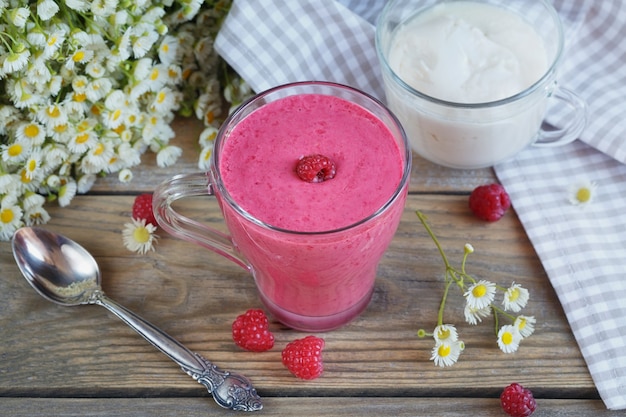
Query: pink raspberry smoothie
[[217, 91, 408, 331]]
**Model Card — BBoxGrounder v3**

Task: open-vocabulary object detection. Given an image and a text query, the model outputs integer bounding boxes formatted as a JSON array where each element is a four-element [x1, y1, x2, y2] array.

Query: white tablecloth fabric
[[215, 0, 626, 409]]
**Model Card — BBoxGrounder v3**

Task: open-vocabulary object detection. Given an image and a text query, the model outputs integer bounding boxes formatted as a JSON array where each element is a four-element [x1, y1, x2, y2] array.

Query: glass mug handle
[[152, 172, 250, 270], [534, 85, 587, 147]]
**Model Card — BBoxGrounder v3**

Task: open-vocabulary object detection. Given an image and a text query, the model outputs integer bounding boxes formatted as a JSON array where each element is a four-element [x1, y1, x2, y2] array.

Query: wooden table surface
[[0, 117, 621, 416]]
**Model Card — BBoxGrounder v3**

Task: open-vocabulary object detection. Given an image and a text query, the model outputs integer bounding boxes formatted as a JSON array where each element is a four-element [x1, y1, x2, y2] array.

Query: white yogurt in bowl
[[376, 0, 587, 169]]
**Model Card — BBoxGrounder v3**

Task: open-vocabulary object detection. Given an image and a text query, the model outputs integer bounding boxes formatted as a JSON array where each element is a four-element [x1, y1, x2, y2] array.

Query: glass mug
[[153, 82, 411, 332], [376, 0, 587, 169]]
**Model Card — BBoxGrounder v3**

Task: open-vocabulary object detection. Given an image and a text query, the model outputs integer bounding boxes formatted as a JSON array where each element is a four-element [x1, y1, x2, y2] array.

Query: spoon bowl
[[12, 226, 262, 412], [12, 226, 101, 306]]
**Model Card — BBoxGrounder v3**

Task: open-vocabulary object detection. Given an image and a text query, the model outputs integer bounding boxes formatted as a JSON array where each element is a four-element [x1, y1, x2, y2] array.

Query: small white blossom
[[37, 0, 60, 20], [464, 280, 496, 310], [568, 179, 597, 206], [122, 218, 158, 254], [514, 315, 536, 338], [503, 282, 530, 312], [464, 304, 491, 325], [431, 340, 464, 367], [156, 145, 182, 167], [497, 325, 522, 353], [433, 324, 459, 343]]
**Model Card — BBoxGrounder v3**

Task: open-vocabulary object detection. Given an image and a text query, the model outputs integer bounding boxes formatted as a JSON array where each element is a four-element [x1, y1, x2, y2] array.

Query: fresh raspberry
[[468, 183, 511, 222], [231, 309, 275, 352], [281, 335, 325, 380], [132, 193, 158, 227], [500, 383, 537, 417], [295, 154, 336, 183]]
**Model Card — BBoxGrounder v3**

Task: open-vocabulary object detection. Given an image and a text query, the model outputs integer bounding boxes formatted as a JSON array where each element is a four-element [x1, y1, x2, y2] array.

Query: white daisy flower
[[199, 126, 218, 148], [118, 168, 133, 183], [8, 7, 30, 28], [150, 87, 178, 114], [497, 325, 522, 353], [158, 35, 179, 64], [58, 179, 77, 207], [65, 48, 94, 70], [431, 340, 464, 367], [0, 173, 20, 194], [0, 200, 23, 241], [42, 29, 66, 59], [24, 204, 51, 226], [464, 280, 496, 310], [514, 315, 536, 338], [77, 174, 97, 194], [198, 145, 213, 171], [2, 140, 31, 164], [16, 121, 46, 146], [122, 218, 158, 254], [38, 103, 68, 128], [156, 145, 182, 168], [3, 47, 31, 74], [26, 57, 53, 85], [568, 179, 597, 206], [86, 77, 113, 102], [131, 24, 159, 58], [37, 0, 60, 20], [464, 304, 491, 325], [65, 0, 89, 13], [433, 324, 458, 343], [23, 151, 43, 180], [503, 282, 530, 312]]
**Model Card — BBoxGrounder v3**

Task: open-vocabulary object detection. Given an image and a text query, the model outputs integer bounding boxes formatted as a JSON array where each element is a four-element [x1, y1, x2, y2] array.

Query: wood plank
[[0, 397, 620, 417], [89, 116, 498, 195], [0, 194, 593, 399]]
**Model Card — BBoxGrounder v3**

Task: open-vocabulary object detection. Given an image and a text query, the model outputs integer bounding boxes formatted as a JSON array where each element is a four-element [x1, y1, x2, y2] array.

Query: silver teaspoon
[[11, 226, 262, 412]]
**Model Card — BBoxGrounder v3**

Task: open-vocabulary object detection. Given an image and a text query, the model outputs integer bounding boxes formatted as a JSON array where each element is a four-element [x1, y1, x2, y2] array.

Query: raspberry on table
[[500, 382, 537, 417], [468, 183, 511, 222], [132, 193, 158, 227], [231, 309, 275, 352], [295, 154, 336, 183], [281, 335, 325, 380]]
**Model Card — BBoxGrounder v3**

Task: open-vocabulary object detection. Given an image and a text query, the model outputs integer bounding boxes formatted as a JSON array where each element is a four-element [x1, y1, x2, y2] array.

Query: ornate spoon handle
[[89, 290, 262, 412]]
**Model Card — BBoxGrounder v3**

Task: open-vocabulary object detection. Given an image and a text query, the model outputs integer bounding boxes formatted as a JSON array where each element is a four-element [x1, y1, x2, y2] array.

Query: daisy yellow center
[[25, 124, 40, 138], [508, 288, 520, 302], [501, 331, 513, 345], [112, 109, 122, 121], [133, 226, 151, 244], [1, 208, 14, 224], [27, 159, 37, 171], [437, 328, 451, 340], [168, 68, 178, 78], [78, 120, 90, 132], [47, 106, 61, 118], [150, 68, 160, 81], [76, 133, 89, 144], [157, 92, 166, 103], [205, 110, 215, 124], [438, 344, 451, 358], [73, 51, 85, 62], [8, 143, 23, 157], [20, 169, 31, 183], [518, 318, 527, 331], [576, 188, 592, 203], [161, 44, 169, 53], [472, 284, 487, 298], [94, 143, 105, 156], [74, 92, 87, 102], [54, 124, 68, 134], [202, 149, 212, 162]]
